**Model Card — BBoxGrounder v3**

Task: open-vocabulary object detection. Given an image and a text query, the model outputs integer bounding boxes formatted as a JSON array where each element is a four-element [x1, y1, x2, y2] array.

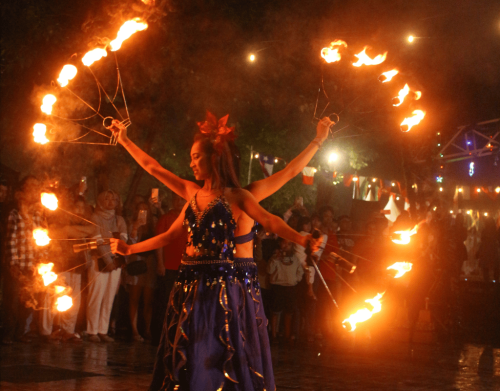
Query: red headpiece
[[197, 111, 236, 154]]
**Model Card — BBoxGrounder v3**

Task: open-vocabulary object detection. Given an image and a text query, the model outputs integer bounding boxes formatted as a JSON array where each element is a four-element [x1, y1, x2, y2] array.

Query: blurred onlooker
[[254, 225, 272, 320], [477, 217, 499, 282], [453, 213, 468, 276], [267, 238, 304, 343], [2, 176, 45, 345], [86, 190, 127, 343], [283, 196, 309, 223]]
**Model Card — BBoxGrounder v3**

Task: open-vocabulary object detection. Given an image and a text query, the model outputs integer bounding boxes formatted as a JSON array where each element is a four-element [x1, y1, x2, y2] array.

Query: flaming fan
[[32, 18, 149, 147]]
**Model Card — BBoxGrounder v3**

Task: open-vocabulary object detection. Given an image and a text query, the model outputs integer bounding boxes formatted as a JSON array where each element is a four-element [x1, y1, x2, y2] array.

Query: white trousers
[[40, 272, 82, 335], [86, 261, 121, 335]]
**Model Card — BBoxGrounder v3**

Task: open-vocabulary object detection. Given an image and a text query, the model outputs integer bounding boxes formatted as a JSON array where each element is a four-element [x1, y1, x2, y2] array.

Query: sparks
[[57, 65, 77, 87], [400, 110, 426, 132], [379, 69, 398, 83], [56, 295, 73, 312], [392, 84, 410, 107], [41, 192, 58, 211], [33, 228, 51, 247], [321, 40, 348, 63], [387, 262, 413, 278], [82, 48, 107, 67], [110, 18, 148, 52], [352, 47, 387, 67], [342, 293, 384, 332], [33, 123, 49, 145], [41, 94, 56, 115]]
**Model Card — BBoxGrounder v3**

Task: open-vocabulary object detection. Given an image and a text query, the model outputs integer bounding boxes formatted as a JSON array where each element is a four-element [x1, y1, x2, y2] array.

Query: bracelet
[[311, 138, 324, 148]]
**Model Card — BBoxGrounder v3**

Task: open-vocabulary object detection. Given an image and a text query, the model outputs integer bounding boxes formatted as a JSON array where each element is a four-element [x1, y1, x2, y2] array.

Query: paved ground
[[1, 335, 499, 390]]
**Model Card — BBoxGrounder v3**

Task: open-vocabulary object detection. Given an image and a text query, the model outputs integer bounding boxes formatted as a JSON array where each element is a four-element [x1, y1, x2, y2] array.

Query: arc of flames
[[343, 292, 384, 332], [387, 262, 413, 278], [33, 123, 49, 145], [379, 69, 398, 83], [110, 18, 148, 52], [321, 40, 348, 63], [82, 48, 107, 67], [41, 94, 56, 115], [392, 226, 418, 245], [392, 84, 410, 107], [352, 47, 387, 67], [41, 192, 58, 211], [38, 262, 58, 286], [57, 65, 78, 87], [33, 228, 51, 247], [56, 295, 73, 312], [401, 110, 426, 132]]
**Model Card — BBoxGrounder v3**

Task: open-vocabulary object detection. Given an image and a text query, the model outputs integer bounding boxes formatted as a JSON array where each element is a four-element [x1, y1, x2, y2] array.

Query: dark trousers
[[151, 269, 178, 345], [2, 268, 32, 340]]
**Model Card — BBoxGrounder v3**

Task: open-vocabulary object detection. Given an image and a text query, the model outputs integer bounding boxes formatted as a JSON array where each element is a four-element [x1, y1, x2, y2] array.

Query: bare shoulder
[[224, 187, 252, 201]]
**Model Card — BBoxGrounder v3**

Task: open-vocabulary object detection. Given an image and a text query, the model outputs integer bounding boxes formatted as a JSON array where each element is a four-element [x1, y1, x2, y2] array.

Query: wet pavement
[[1, 337, 499, 390]]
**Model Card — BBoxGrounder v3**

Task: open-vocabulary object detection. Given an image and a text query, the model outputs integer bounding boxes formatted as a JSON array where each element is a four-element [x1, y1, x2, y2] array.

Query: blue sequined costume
[[150, 195, 275, 391]]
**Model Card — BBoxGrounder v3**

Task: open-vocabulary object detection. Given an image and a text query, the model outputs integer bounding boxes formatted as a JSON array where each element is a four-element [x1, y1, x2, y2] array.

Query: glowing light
[[38, 263, 57, 286], [254, 153, 259, 159], [110, 18, 148, 52], [313, 168, 318, 173], [387, 262, 413, 278], [33, 123, 49, 145], [249, 54, 255, 62], [400, 110, 426, 132], [379, 69, 398, 83], [342, 293, 384, 331], [392, 226, 418, 245], [274, 158, 278, 163], [450, 210, 453, 214], [41, 193, 58, 211], [469, 162, 475, 177], [82, 48, 107, 67], [495, 187, 500, 194], [321, 40, 348, 63], [484, 212, 488, 217], [414, 91, 422, 100], [41, 94, 56, 115], [458, 188, 463, 193], [477, 188, 481, 193], [33, 228, 51, 247], [436, 176, 443, 183], [372, 178, 377, 183], [466, 210, 471, 215], [392, 84, 410, 107], [57, 65, 77, 87], [328, 152, 338, 163], [352, 47, 387, 67], [408, 35, 415, 43], [353, 176, 359, 182], [56, 295, 73, 312], [439, 187, 443, 192], [55, 286, 66, 294]]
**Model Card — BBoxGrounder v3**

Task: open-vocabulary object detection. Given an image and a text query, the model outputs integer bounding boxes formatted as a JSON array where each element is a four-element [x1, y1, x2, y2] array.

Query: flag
[[364, 188, 375, 201], [302, 167, 316, 185], [404, 198, 410, 211], [258, 154, 274, 177], [383, 194, 401, 223]]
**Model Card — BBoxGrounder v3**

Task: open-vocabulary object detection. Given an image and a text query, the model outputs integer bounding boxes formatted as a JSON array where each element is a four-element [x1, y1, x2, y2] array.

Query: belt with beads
[[181, 258, 234, 266]]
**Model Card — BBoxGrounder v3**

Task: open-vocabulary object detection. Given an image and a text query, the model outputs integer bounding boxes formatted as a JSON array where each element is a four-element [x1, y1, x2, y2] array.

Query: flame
[[387, 262, 413, 278], [392, 226, 418, 245], [56, 295, 73, 312], [82, 48, 107, 67], [41, 94, 56, 115], [33, 228, 51, 247], [41, 192, 58, 211], [352, 47, 387, 67], [109, 18, 148, 52], [414, 91, 422, 100], [379, 69, 398, 83], [393, 84, 410, 107], [321, 40, 348, 63], [33, 123, 49, 145], [342, 293, 384, 331], [55, 286, 66, 294], [37, 262, 58, 286], [401, 110, 426, 132], [57, 65, 77, 87]]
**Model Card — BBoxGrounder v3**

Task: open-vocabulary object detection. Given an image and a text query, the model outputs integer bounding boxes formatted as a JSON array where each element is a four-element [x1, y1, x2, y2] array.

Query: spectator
[[86, 190, 127, 343], [267, 238, 304, 343], [283, 196, 309, 223], [253, 225, 272, 321], [477, 217, 499, 282]]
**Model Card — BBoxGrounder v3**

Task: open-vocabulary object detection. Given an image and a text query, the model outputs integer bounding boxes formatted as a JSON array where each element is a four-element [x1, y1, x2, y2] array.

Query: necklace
[[197, 190, 220, 198]]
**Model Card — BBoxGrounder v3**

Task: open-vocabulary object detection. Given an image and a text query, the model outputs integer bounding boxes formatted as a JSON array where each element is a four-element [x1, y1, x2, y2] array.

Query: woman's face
[[190, 141, 211, 181], [312, 217, 321, 229], [103, 192, 117, 210], [74, 201, 86, 216], [302, 222, 312, 233]]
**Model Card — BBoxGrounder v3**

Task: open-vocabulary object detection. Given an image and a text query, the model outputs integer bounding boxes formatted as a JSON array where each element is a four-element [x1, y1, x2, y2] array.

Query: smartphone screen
[[138, 210, 147, 225], [151, 188, 159, 199]]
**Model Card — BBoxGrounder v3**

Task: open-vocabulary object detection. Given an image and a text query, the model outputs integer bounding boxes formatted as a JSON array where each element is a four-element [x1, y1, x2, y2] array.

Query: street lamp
[[328, 152, 338, 163]]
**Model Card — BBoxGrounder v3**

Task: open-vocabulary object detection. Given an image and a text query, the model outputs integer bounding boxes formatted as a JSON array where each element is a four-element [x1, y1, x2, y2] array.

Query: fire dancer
[[110, 114, 321, 391]]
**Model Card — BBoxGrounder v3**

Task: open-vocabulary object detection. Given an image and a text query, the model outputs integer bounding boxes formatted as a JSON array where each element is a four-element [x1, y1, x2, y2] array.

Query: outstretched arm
[[246, 117, 333, 202], [110, 120, 199, 201]]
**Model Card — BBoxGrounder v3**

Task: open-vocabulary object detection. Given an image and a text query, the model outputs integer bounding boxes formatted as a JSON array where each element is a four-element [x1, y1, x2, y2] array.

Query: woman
[[110, 115, 320, 390]]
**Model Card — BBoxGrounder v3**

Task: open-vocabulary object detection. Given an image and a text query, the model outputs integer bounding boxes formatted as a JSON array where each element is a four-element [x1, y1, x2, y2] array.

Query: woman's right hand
[[316, 117, 334, 142], [108, 119, 129, 144], [110, 238, 132, 255]]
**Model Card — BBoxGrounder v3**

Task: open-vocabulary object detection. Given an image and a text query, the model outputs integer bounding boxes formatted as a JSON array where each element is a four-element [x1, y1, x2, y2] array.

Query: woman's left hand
[[304, 234, 322, 253], [110, 238, 132, 255]]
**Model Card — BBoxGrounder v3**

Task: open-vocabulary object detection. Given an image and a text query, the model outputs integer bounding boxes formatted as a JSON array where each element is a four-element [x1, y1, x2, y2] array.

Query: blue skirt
[[150, 258, 275, 391]]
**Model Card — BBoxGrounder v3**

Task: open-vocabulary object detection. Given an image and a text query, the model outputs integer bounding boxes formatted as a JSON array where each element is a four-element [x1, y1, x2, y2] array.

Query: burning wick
[[392, 84, 410, 106], [387, 262, 413, 278], [379, 69, 398, 83], [110, 18, 148, 52], [41, 193, 58, 211], [352, 47, 387, 67], [342, 293, 384, 332], [392, 226, 418, 245], [33, 228, 51, 247], [56, 295, 73, 312], [82, 48, 107, 67], [57, 65, 77, 87], [33, 123, 49, 145], [41, 94, 56, 115], [321, 40, 348, 63], [401, 110, 426, 132], [38, 262, 58, 286]]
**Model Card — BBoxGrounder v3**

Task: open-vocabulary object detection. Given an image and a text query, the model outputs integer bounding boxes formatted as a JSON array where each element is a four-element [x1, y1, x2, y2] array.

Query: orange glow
[[41, 192, 58, 211], [33, 228, 51, 247], [400, 110, 426, 132], [352, 47, 387, 67], [342, 293, 384, 332], [33, 123, 49, 145], [56, 295, 73, 312], [41, 94, 56, 115], [57, 65, 77, 87], [82, 48, 107, 67], [110, 18, 148, 52], [54, 286, 66, 294], [414, 91, 422, 100], [387, 262, 413, 278], [393, 84, 410, 107], [321, 40, 348, 63], [392, 226, 418, 245], [379, 69, 398, 83], [37, 263, 57, 286]]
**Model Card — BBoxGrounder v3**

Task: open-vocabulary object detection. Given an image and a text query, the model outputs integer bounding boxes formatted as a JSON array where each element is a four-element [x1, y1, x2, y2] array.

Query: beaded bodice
[[183, 194, 237, 260]]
